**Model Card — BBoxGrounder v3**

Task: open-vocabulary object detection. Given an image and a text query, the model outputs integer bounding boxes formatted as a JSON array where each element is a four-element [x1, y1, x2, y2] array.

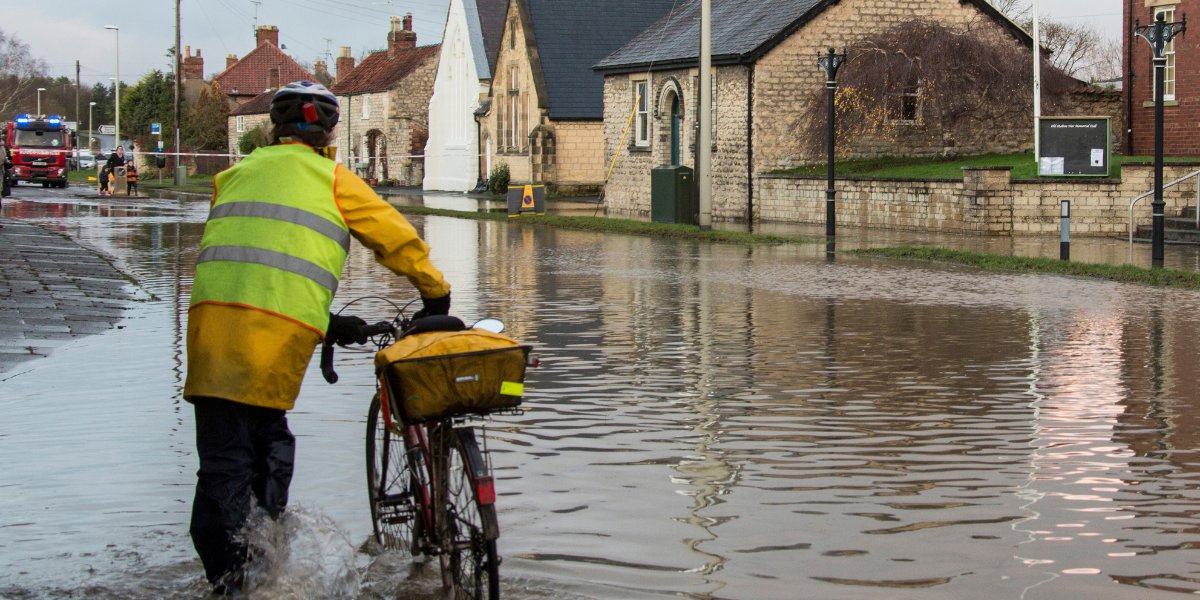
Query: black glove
[[326, 313, 368, 346], [412, 294, 451, 320]]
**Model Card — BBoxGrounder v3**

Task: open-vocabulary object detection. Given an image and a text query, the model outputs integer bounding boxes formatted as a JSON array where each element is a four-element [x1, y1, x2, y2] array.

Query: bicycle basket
[[374, 328, 531, 422]]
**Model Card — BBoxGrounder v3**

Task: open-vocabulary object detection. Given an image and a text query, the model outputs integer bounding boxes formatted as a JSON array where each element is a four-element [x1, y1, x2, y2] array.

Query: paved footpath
[[0, 217, 136, 377]]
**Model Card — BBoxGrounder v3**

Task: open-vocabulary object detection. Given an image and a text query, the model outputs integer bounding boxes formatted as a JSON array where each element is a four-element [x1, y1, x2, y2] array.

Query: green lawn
[[774, 153, 1200, 180]]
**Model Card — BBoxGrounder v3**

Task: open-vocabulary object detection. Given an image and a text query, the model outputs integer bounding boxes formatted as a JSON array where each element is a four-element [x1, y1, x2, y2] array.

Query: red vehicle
[[5, 114, 72, 189]]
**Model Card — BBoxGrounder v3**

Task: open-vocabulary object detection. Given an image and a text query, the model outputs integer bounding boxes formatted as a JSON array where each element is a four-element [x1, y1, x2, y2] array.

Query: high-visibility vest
[[189, 144, 350, 334]]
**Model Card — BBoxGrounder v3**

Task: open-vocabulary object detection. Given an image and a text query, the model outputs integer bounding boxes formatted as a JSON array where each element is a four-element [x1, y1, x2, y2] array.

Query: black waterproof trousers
[[190, 396, 295, 586]]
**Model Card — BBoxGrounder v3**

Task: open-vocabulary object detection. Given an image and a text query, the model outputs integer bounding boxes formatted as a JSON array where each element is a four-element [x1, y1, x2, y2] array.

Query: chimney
[[256, 25, 280, 47], [183, 47, 205, 81], [226, 53, 238, 69], [336, 46, 355, 81], [388, 13, 417, 55], [314, 60, 329, 81]]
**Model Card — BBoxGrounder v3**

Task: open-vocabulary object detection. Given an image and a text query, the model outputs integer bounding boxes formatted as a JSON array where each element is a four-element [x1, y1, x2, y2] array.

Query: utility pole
[[175, 0, 183, 184], [698, 0, 712, 230]]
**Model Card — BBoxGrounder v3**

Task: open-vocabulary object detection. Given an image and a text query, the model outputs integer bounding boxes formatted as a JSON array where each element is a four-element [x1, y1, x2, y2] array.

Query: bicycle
[[320, 300, 534, 600]]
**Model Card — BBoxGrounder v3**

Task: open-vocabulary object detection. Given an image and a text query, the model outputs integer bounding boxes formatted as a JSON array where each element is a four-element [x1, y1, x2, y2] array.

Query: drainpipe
[[746, 64, 754, 229], [1127, 0, 1135, 153]]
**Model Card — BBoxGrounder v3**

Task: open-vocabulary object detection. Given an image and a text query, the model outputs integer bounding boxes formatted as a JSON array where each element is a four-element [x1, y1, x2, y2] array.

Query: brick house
[[225, 90, 273, 160], [330, 14, 439, 186], [1124, 0, 1197, 155], [214, 26, 313, 109], [423, 0, 506, 192], [479, 0, 678, 195], [594, 0, 1097, 224]]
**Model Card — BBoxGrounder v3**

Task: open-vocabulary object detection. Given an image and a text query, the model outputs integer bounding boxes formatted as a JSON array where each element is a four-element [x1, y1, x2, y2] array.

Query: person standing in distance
[[184, 80, 452, 595]]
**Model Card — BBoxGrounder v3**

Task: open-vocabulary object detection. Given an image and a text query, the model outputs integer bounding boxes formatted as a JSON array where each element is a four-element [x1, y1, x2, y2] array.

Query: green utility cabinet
[[650, 165, 695, 225]]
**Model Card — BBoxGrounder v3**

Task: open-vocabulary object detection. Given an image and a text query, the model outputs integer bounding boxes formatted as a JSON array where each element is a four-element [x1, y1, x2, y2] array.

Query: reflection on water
[[4, 193, 1200, 598]]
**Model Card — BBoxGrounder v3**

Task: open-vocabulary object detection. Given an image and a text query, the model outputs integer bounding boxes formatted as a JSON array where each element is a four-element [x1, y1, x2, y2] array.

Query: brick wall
[[758, 163, 1200, 236], [554, 120, 605, 195], [1127, 0, 1200, 156]]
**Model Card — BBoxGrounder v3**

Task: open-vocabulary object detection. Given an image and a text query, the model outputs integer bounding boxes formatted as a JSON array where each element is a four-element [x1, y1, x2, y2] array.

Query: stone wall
[[757, 163, 1200, 236], [603, 65, 752, 220], [227, 113, 270, 160], [553, 120, 605, 195]]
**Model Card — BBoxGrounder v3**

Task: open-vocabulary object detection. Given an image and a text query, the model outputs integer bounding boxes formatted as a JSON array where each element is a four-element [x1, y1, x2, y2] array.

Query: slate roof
[[521, 0, 679, 120], [330, 45, 441, 96], [467, 0, 507, 79], [595, 0, 1032, 72], [229, 90, 274, 116], [213, 43, 313, 97]]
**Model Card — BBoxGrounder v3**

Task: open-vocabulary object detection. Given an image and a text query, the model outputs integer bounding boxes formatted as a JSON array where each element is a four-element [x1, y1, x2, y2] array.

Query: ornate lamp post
[[817, 47, 846, 239], [1135, 12, 1186, 267]]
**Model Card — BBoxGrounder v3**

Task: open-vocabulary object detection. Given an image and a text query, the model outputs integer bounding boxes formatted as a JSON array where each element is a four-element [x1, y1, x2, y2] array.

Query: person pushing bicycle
[[183, 80, 452, 596]]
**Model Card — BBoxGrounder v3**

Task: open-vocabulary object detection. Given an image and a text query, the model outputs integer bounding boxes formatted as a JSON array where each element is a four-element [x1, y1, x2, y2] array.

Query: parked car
[[78, 151, 98, 170]]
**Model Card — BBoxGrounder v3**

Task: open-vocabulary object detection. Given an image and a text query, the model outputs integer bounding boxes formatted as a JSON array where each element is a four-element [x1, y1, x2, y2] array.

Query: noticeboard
[[1038, 117, 1110, 177]]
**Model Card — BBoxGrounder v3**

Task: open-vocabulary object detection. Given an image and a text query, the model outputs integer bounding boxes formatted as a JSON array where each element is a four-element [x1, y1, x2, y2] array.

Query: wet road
[[3, 186, 1200, 599]]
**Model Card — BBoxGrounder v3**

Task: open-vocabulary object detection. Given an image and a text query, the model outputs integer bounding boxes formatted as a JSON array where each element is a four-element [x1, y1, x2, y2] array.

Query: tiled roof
[[213, 43, 313, 97], [522, 0, 679, 120], [595, 0, 1033, 72], [229, 90, 274, 116], [330, 45, 440, 96]]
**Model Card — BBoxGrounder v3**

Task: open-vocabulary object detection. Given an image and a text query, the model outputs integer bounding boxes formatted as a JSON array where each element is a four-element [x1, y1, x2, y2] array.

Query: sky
[[12, 0, 1121, 87]]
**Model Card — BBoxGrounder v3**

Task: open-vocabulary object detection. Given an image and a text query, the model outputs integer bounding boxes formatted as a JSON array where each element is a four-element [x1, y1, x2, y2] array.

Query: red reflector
[[302, 102, 318, 123], [476, 476, 496, 505]]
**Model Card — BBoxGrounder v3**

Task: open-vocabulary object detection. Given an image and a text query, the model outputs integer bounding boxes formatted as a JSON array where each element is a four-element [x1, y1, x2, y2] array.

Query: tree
[[121, 70, 174, 153], [0, 29, 49, 116], [797, 19, 1077, 160], [238, 122, 271, 155], [185, 82, 228, 151]]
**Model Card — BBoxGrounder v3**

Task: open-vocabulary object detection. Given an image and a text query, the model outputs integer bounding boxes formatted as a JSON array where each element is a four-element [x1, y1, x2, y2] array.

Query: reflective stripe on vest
[[190, 144, 347, 333]]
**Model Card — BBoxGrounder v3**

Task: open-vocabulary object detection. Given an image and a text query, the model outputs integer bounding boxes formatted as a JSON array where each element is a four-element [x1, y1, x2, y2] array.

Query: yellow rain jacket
[[184, 142, 450, 410]]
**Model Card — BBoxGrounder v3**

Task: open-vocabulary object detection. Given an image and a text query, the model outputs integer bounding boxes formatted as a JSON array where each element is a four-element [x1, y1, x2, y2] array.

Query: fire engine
[[5, 114, 73, 188]]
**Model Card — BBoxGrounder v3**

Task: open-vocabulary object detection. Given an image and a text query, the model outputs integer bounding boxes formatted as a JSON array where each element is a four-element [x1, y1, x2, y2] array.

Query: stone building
[[1124, 0, 1196, 155], [594, 0, 1106, 224], [331, 14, 439, 186], [213, 26, 313, 109], [225, 91, 273, 161], [423, 0, 506, 192], [478, 0, 677, 195]]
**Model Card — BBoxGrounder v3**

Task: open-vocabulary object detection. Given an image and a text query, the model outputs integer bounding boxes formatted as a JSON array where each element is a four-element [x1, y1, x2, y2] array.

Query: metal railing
[[1128, 168, 1200, 257]]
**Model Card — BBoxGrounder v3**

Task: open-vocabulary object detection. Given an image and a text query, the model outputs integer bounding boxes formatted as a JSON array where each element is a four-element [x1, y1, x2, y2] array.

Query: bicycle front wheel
[[366, 393, 425, 555], [437, 427, 500, 600]]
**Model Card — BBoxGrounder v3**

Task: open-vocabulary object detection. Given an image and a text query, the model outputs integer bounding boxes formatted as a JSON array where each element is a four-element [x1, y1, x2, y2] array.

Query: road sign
[[151, 123, 161, 135], [99, 125, 115, 135]]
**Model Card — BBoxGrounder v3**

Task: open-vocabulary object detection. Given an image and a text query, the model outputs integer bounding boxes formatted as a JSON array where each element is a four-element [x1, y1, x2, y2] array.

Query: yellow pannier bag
[[374, 328, 532, 422]]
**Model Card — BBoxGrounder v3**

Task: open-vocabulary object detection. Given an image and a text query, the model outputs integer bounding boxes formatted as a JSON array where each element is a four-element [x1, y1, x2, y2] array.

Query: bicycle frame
[[376, 373, 500, 550]]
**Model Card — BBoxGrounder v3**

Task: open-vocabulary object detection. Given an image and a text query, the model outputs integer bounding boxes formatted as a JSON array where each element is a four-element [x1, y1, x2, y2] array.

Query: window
[[1155, 6, 1177, 101], [236, 115, 244, 133], [888, 85, 921, 123], [510, 18, 517, 49], [506, 66, 523, 151], [362, 95, 371, 119], [634, 80, 649, 147]]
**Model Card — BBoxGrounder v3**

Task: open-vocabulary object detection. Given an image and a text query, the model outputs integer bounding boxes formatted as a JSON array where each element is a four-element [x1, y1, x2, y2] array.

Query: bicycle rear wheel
[[366, 393, 426, 554], [437, 426, 500, 600]]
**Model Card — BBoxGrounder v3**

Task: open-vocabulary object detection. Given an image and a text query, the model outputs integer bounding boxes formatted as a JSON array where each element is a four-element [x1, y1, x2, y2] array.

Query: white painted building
[[423, 0, 506, 192]]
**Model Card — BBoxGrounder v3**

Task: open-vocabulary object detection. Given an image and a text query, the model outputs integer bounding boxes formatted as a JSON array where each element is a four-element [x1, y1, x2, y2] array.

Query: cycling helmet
[[270, 81, 340, 130]]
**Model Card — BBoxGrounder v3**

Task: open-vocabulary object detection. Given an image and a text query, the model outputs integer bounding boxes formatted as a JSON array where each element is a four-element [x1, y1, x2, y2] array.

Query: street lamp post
[[105, 25, 120, 153], [36, 87, 46, 114], [88, 101, 97, 152], [816, 47, 846, 240], [1135, 12, 1186, 268]]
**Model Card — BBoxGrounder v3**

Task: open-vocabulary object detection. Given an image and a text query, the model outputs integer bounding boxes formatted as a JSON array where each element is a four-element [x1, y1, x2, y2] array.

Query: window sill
[[1143, 100, 1179, 107], [628, 145, 652, 153]]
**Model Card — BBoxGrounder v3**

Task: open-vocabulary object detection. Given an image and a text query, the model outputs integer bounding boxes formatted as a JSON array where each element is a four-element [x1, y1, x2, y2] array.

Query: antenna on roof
[[324, 38, 333, 62], [251, 0, 263, 32]]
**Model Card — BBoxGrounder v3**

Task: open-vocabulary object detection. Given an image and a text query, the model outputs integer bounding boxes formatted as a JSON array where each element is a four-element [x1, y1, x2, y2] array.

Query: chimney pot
[[255, 25, 280, 47], [336, 46, 356, 82], [227, 53, 238, 69], [388, 13, 417, 54]]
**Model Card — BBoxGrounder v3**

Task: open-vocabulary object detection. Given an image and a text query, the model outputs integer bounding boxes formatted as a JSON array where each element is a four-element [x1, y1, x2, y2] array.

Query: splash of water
[[240, 505, 361, 599]]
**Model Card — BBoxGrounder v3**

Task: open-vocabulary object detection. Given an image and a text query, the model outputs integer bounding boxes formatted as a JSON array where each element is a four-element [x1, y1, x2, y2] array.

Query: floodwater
[[3, 191, 1200, 599]]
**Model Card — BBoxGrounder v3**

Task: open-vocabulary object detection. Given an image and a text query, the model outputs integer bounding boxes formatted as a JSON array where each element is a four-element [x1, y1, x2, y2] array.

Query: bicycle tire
[[366, 393, 427, 555], [436, 426, 500, 600]]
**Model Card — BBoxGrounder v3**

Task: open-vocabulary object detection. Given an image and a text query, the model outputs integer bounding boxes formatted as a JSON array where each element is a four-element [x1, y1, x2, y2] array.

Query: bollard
[[1060, 199, 1070, 261]]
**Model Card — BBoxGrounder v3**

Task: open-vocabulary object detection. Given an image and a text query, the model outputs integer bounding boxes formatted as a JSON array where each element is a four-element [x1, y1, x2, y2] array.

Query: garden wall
[[756, 164, 1200, 236]]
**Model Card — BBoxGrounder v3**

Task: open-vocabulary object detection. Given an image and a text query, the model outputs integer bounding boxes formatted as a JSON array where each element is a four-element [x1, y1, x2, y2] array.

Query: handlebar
[[320, 319, 398, 384]]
